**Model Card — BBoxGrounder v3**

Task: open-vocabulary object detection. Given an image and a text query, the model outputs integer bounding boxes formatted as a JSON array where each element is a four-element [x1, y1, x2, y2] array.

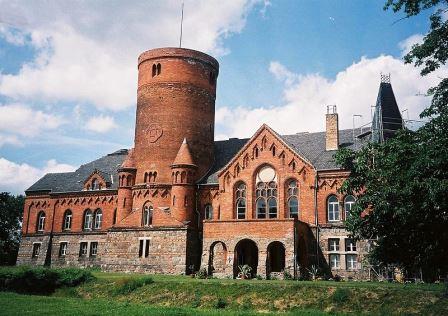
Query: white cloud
[[398, 34, 424, 57], [216, 51, 447, 139], [0, 0, 265, 111], [85, 115, 117, 133], [0, 103, 64, 138], [0, 134, 22, 147], [0, 157, 75, 195]]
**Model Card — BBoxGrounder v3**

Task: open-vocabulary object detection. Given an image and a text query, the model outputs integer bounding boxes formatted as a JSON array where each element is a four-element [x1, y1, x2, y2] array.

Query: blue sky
[[0, 0, 445, 194]]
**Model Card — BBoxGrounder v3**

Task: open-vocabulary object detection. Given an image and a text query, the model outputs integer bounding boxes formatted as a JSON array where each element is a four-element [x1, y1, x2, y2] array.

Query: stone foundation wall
[[17, 234, 51, 266], [101, 227, 194, 274], [319, 226, 370, 279]]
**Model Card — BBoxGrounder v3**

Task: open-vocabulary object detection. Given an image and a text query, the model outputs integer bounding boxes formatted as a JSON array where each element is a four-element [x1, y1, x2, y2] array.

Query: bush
[[331, 287, 350, 304], [196, 268, 208, 279], [214, 297, 227, 309], [0, 266, 94, 295], [113, 276, 154, 295], [283, 270, 293, 280]]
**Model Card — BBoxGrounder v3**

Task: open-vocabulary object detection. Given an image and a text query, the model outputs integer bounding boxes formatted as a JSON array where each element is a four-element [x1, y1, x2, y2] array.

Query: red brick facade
[[18, 47, 370, 279]]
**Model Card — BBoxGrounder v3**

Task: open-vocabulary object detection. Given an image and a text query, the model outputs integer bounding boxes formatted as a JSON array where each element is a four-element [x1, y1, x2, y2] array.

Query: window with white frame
[[345, 238, 357, 252], [328, 238, 340, 252], [327, 195, 340, 221], [37, 211, 45, 232], [329, 254, 340, 269], [205, 204, 213, 220], [344, 195, 355, 220], [32, 243, 41, 258], [94, 209, 102, 229], [90, 242, 98, 256], [346, 254, 358, 270], [235, 182, 247, 219], [142, 203, 153, 226], [255, 166, 278, 219], [138, 239, 150, 258], [83, 210, 93, 230], [59, 242, 68, 257], [63, 210, 72, 230], [287, 180, 299, 218], [79, 242, 88, 257]]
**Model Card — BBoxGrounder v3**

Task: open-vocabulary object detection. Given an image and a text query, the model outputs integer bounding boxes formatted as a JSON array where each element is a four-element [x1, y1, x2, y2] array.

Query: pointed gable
[[218, 124, 315, 178], [172, 138, 196, 166]]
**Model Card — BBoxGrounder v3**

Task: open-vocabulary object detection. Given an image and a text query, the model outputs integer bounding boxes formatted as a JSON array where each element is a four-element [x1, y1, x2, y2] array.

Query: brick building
[[17, 48, 403, 279]]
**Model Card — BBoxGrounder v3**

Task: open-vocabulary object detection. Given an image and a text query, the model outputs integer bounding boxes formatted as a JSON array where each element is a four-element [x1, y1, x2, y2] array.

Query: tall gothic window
[[205, 204, 213, 220], [83, 209, 93, 230], [37, 211, 45, 232], [235, 182, 246, 219], [287, 180, 299, 219], [94, 209, 102, 229], [255, 166, 278, 219], [142, 203, 153, 226], [344, 195, 355, 220], [63, 210, 72, 230], [327, 195, 340, 222]]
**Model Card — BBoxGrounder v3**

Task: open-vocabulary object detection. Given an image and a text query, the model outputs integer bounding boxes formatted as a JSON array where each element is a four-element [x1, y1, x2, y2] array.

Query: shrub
[[283, 270, 293, 280], [113, 276, 154, 295], [331, 287, 350, 304], [214, 297, 227, 309], [0, 266, 94, 295], [196, 268, 208, 279], [54, 268, 94, 287]]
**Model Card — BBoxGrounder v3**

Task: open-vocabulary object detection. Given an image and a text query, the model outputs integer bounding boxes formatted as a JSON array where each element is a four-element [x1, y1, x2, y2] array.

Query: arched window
[[37, 211, 45, 232], [152, 64, 157, 77], [344, 195, 355, 220], [235, 182, 246, 219], [142, 203, 153, 226], [157, 63, 161, 75], [126, 174, 132, 186], [83, 209, 93, 230], [255, 166, 278, 219], [205, 204, 213, 220], [327, 195, 340, 222], [91, 179, 98, 190], [287, 180, 299, 219], [94, 209, 102, 229], [63, 210, 72, 230]]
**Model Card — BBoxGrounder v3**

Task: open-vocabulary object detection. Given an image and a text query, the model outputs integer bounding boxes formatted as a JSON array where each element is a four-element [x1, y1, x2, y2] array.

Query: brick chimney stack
[[326, 105, 339, 151]]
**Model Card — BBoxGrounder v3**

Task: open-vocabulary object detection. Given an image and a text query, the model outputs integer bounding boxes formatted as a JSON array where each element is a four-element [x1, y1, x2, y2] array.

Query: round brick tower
[[134, 47, 219, 184]]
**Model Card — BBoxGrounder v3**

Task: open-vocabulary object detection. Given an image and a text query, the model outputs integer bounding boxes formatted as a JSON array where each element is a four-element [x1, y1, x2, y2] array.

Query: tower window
[[142, 203, 153, 226], [205, 204, 213, 220], [152, 63, 161, 77]]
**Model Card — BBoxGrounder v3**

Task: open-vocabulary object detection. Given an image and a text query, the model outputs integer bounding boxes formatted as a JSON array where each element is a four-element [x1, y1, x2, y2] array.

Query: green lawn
[[1, 271, 447, 315]]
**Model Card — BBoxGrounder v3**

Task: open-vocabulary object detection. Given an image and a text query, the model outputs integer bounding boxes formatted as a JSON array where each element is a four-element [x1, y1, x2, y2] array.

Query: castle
[[17, 48, 403, 279]]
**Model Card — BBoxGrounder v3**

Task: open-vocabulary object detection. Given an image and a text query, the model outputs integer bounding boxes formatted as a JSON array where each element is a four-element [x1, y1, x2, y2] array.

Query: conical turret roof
[[172, 138, 196, 167], [371, 76, 404, 143], [120, 148, 136, 169]]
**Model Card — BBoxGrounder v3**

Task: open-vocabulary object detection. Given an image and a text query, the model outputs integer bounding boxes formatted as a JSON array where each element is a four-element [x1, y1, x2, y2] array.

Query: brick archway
[[266, 241, 285, 275], [234, 239, 258, 278], [208, 241, 227, 275]]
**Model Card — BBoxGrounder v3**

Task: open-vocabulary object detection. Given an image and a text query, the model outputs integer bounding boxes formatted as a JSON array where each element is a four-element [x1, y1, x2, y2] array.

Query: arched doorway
[[266, 241, 285, 275], [208, 241, 228, 275], [234, 239, 258, 278]]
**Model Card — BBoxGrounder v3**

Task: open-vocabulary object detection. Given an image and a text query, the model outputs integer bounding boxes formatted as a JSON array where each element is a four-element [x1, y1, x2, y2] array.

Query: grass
[[1, 270, 447, 315]]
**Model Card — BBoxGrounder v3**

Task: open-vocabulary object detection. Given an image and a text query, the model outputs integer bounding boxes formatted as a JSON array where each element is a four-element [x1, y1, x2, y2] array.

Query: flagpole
[[179, 1, 184, 48]]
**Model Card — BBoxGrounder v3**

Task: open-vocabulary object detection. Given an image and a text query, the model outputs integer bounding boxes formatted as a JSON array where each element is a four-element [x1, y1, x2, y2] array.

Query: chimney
[[326, 105, 339, 151]]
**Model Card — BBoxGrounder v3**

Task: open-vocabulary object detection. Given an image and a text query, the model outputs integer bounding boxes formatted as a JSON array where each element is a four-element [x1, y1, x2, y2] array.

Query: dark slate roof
[[200, 128, 366, 184], [26, 149, 128, 194], [371, 82, 404, 142]]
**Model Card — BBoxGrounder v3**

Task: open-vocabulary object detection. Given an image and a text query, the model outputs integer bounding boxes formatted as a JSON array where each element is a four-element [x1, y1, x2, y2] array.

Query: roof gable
[[218, 124, 315, 178]]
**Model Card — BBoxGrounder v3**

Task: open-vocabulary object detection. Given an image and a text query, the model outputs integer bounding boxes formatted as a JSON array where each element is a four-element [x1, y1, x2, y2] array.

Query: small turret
[[117, 149, 136, 223], [170, 139, 197, 224]]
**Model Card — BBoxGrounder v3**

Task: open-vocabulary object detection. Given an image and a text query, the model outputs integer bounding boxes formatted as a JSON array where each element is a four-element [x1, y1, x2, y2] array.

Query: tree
[[336, 0, 448, 280], [0, 192, 24, 265]]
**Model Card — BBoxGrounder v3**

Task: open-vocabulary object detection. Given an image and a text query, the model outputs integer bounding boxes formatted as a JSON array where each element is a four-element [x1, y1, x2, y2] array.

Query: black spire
[[371, 74, 404, 143]]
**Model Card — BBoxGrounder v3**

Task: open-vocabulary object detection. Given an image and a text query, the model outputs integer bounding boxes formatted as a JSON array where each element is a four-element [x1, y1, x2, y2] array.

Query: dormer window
[[91, 179, 98, 190]]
